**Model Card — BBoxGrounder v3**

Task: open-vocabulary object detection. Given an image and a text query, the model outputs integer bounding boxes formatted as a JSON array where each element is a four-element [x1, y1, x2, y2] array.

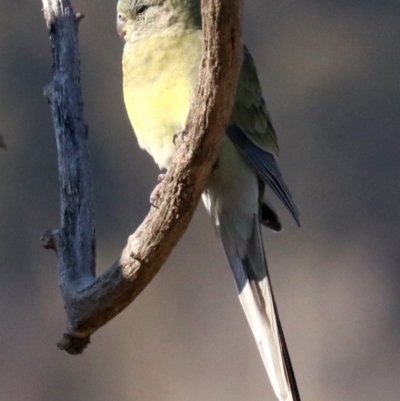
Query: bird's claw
[[173, 129, 185, 146], [150, 174, 166, 207]]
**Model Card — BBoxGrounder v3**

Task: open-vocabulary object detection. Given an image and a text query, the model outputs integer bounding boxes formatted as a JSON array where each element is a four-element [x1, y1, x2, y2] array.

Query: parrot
[[116, 1, 301, 400]]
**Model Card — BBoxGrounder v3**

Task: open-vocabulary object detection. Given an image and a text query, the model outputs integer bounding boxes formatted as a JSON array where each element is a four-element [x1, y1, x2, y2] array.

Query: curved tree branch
[[41, 0, 242, 354]]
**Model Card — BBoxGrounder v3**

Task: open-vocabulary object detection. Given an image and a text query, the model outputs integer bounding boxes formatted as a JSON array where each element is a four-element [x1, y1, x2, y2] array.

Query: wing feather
[[227, 125, 300, 226], [231, 47, 279, 155]]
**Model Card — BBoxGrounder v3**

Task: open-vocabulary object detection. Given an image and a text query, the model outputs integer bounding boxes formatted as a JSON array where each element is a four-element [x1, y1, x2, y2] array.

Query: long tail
[[219, 215, 300, 401]]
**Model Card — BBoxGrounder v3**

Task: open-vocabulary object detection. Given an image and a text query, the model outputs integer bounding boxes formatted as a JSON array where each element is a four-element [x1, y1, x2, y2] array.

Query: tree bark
[[41, 0, 242, 354]]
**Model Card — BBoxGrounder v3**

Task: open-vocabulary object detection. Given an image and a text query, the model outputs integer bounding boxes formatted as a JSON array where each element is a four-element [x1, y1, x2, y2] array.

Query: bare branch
[[41, 0, 242, 354]]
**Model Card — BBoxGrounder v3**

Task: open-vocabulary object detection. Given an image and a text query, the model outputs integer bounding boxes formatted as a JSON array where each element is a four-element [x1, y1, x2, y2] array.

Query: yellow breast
[[122, 29, 202, 169]]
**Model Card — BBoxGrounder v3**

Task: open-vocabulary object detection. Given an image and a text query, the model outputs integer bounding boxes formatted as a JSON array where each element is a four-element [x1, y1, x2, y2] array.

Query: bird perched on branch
[[117, 1, 301, 400]]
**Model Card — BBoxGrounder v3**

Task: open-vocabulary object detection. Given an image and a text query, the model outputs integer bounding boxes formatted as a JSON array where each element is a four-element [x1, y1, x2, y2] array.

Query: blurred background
[[0, 0, 399, 400]]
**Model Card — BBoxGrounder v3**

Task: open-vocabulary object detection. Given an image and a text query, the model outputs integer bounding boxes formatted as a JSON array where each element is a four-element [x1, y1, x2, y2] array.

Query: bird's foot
[[173, 129, 186, 147], [150, 174, 166, 207]]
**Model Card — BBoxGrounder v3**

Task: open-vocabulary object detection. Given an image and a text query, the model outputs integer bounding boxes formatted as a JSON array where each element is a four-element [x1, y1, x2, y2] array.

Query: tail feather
[[274, 306, 301, 401], [220, 215, 300, 401]]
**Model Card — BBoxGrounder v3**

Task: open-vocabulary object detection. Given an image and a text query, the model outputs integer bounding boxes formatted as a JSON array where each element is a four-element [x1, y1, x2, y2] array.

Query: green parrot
[[116, 1, 301, 400]]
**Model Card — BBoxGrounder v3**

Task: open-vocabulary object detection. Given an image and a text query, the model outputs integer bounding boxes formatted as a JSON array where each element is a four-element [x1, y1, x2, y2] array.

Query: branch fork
[[41, 0, 242, 354]]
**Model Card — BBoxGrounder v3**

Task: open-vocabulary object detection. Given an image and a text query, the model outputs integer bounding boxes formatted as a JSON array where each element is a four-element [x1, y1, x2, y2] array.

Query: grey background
[[0, 1, 399, 400]]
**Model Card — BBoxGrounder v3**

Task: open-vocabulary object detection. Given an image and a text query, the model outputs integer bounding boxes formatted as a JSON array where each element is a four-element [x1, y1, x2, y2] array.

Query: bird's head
[[116, 0, 201, 42]]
